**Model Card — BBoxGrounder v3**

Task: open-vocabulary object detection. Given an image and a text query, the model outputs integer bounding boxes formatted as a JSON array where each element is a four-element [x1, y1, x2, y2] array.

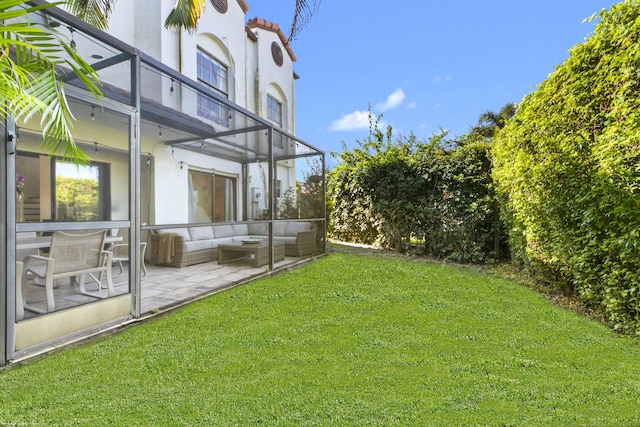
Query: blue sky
[[247, 1, 620, 166]]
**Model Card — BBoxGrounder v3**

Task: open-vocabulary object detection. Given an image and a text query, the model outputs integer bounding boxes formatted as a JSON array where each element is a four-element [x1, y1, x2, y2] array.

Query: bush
[[328, 114, 505, 262], [492, 1, 640, 334]]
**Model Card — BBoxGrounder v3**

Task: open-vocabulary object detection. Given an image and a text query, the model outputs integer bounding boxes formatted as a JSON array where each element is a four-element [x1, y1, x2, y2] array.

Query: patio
[[19, 254, 311, 321], [3, 1, 325, 363]]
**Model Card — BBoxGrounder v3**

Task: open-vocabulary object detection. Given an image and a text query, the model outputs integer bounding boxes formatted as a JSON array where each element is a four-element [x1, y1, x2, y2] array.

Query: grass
[[1, 252, 640, 426]]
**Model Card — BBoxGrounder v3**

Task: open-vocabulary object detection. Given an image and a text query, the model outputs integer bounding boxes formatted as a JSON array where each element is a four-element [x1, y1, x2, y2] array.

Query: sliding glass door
[[188, 170, 236, 223]]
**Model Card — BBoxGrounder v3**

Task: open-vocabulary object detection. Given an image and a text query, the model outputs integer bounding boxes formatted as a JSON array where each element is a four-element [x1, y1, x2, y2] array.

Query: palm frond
[[164, 0, 205, 34], [2, 1, 103, 165], [66, 0, 117, 30], [287, 0, 321, 45]]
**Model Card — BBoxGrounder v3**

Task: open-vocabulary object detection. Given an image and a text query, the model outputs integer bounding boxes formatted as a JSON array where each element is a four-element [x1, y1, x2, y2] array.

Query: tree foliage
[[1, 0, 102, 164], [470, 103, 516, 139], [277, 157, 325, 220], [328, 113, 505, 262], [55, 176, 99, 221], [68, 0, 321, 45], [492, 0, 640, 334]]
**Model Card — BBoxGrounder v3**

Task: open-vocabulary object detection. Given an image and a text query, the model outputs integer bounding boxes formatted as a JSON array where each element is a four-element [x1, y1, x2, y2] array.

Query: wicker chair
[[21, 230, 114, 314]]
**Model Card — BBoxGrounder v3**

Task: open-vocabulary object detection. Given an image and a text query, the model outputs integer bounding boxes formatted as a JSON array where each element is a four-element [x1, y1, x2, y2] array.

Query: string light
[[170, 79, 175, 96], [90, 106, 95, 120], [68, 27, 77, 51], [158, 125, 163, 139]]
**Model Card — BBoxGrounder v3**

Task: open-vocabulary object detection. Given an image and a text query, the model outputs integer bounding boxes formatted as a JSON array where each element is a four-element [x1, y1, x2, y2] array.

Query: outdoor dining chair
[[110, 228, 147, 279], [21, 230, 114, 314]]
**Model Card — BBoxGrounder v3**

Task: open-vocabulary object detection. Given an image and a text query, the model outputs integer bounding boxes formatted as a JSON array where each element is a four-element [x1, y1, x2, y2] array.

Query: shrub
[[328, 114, 504, 262], [492, 1, 640, 334]]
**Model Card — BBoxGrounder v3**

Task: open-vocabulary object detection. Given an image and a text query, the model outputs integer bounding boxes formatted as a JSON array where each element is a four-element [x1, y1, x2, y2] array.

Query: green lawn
[[1, 252, 639, 426]]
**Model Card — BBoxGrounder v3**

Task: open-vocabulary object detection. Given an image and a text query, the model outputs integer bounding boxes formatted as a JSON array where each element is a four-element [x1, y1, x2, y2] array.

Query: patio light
[[68, 27, 77, 51]]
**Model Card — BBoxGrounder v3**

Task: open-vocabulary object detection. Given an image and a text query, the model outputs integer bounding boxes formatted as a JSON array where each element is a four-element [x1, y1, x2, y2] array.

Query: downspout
[[291, 72, 297, 134], [178, 29, 182, 73]]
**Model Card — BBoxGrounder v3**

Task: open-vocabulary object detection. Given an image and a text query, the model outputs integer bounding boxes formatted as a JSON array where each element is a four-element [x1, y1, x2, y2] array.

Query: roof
[[246, 17, 297, 62], [237, 0, 249, 13]]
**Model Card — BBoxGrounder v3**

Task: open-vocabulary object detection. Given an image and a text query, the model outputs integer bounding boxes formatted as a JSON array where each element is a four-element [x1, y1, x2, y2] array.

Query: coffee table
[[217, 240, 285, 267]]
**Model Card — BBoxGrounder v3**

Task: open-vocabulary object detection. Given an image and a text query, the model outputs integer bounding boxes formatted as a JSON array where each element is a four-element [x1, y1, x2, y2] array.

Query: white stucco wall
[[102, 0, 299, 225], [252, 28, 295, 134]]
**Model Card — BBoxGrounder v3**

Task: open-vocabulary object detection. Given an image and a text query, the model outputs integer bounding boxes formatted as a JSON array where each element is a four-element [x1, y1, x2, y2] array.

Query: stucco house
[[1, 0, 325, 365]]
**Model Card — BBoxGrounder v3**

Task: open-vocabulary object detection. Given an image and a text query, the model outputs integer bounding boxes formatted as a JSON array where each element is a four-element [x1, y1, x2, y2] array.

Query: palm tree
[[2, 0, 320, 165], [71, 0, 321, 45], [1, 0, 102, 165], [471, 102, 516, 139]]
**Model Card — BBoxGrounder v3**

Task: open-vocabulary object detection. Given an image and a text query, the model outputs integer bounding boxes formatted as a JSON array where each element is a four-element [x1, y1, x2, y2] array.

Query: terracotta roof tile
[[247, 17, 296, 62], [237, 0, 249, 13], [245, 25, 257, 42]]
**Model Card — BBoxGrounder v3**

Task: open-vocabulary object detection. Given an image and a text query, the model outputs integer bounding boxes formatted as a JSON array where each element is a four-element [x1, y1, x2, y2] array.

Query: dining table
[[16, 235, 122, 250]]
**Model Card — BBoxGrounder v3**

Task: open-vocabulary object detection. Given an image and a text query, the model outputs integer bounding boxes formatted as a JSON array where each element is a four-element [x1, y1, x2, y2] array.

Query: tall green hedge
[[493, 1, 640, 334], [328, 116, 504, 262]]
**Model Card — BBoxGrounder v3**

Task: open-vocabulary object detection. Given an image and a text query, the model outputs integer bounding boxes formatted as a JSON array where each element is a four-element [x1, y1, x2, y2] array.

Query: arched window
[[266, 83, 287, 131], [197, 47, 230, 126], [267, 95, 282, 126]]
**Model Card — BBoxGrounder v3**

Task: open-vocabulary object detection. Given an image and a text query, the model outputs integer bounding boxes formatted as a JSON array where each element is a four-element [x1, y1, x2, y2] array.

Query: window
[[275, 179, 282, 199], [188, 170, 236, 223], [267, 95, 282, 126], [271, 42, 283, 66], [197, 48, 230, 126], [15, 153, 111, 222], [210, 0, 228, 13], [54, 160, 111, 221]]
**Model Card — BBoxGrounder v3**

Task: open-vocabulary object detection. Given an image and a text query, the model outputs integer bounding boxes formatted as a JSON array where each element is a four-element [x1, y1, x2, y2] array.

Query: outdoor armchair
[[110, 228, 147, 278], [21, 230, 114, 315]]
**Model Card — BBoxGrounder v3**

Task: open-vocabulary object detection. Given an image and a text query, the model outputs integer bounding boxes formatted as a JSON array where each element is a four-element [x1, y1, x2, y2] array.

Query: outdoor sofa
[[148, 221, 316, 268]]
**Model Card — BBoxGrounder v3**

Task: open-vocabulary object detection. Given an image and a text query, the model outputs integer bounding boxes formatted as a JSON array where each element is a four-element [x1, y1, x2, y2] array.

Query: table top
[[16, 235, 122, 250], [217, 240, 284, 251]]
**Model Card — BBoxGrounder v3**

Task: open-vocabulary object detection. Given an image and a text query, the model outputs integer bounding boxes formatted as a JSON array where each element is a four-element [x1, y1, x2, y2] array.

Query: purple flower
[[16, 174, 25, 194]]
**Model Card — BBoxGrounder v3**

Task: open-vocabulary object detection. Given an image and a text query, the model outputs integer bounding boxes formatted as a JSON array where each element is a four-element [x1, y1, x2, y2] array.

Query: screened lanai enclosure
[[1, 2, 325, 364]]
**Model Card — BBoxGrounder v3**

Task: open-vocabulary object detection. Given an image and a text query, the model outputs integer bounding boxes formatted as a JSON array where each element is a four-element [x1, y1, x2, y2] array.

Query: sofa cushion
[[274, 236, 297, 245], [189, 226, 214, 241], [184, 239, 215, 252], [273, 222, 287, 237], [213, 225, 234, 238], [159, 228, 191, 241], [232, 224, 249, 235], [212, 237, 235, 247], [248, 223, 268, 235], [285, 221, 311, 236]]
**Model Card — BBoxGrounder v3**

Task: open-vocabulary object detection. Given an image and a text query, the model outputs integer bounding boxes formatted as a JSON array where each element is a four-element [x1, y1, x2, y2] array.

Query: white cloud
[[433, 75, 453, 83], [375, 88, 405, 112], [329, 110, 371, 131], [406, 102, 417, 110]]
